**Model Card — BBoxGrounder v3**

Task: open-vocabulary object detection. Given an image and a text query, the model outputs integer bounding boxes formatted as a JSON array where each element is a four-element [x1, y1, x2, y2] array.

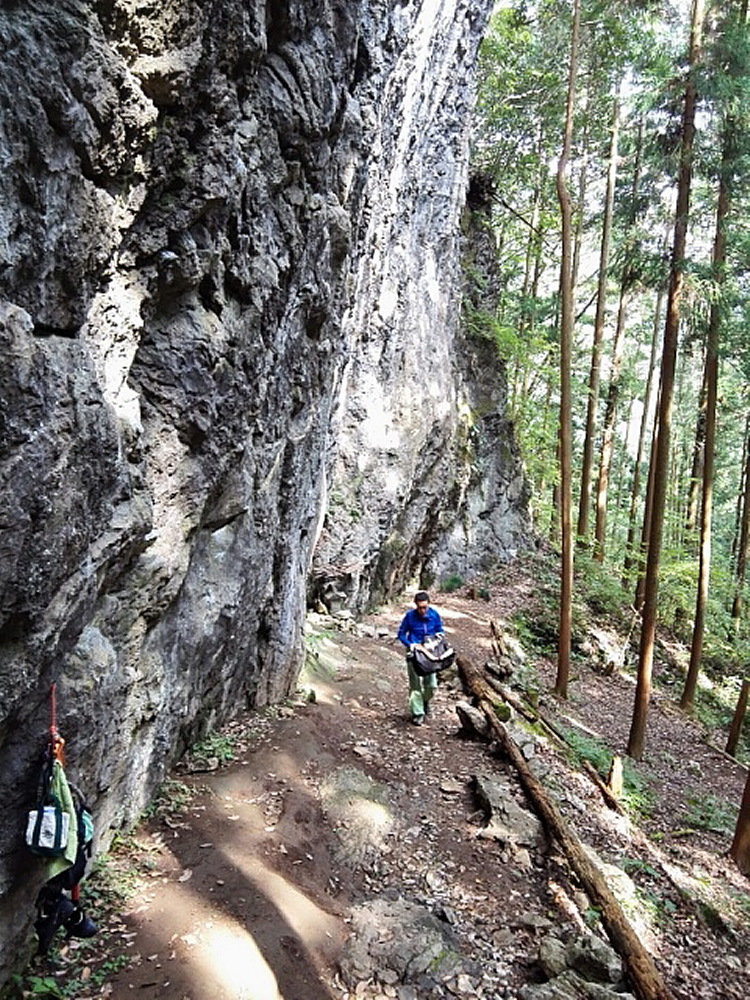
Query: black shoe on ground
[[412, 714, 425, 726], [64, 906, 98, 939]]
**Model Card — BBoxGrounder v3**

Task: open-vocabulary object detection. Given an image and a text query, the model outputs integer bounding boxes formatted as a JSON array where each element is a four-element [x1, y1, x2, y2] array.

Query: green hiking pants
[[406, 656, 438, 719]]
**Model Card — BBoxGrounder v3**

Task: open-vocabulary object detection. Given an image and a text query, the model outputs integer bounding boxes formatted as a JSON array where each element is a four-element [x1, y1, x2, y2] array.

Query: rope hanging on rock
[[49, 681, 65, 764]]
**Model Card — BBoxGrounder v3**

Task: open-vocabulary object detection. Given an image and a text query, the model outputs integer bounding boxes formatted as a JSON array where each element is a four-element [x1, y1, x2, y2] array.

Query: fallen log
[[484, 670, 626, 815], [457, 654, 674, 1000], [497, 682, 626, 814]]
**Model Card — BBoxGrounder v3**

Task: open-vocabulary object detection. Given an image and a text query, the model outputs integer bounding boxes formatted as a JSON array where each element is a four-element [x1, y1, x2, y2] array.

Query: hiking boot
[[35, 894, 76, 955], [64, 906, 98, 939], [412, 714, 425, 726]]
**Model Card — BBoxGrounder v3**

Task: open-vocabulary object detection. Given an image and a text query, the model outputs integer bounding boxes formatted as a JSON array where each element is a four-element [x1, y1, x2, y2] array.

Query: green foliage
[[653, 556, 701, 638], [636, 886, 678, 927], [143, 778, 194, 819], [560, 727, 612, 774], [190, 731, 237, 764], [472, 0, 750, 682], [620, 763, 655, 821], [440, 574, 464, 594], [680, 794, 737, 836], [574, 554, 631, 619], [583, 906, 603, 928], [559, 727, 655, 820], [511, 610, 558, 656], [8, 976, 63, 999], [620, 856, 659, 878]]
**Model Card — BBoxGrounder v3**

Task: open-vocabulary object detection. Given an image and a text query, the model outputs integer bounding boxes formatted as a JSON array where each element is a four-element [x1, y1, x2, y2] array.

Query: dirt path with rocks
[[30, 575, 750, 1000], [91, 600, 540, 1000]]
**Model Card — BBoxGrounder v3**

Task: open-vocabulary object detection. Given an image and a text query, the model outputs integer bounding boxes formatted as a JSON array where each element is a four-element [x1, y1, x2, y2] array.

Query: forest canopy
[[468, 0, 750, 779]]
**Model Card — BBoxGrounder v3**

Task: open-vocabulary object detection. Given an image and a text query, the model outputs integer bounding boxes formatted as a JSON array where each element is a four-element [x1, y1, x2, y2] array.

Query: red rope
[[49, 681, 65, 763]]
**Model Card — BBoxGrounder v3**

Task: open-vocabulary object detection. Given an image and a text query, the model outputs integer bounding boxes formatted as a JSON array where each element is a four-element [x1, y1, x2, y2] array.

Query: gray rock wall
[[0, 0, 528, 975]]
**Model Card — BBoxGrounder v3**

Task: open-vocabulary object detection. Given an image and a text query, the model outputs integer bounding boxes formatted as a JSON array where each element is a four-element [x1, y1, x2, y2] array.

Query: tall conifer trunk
[[554, 0, 581, 699], [681, 7, 742, 707], [623, 286, 663, 590], [577, 95, 620, 547], [731, 423, 750, 627], [628, 0, 704, 759]]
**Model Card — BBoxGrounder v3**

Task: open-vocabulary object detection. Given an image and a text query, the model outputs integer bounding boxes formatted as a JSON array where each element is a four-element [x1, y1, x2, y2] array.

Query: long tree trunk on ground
[[554, 0, 580, 700], [577, 95, 621, 547], [628, 0, 704, 760], [623, 287, 663, 590], [459, 655, 676, 1000], [681, 87, 736, 710]]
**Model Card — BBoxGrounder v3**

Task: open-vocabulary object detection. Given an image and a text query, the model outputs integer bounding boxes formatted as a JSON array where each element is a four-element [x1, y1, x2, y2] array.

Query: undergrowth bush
[[680, 794, 737, 835], [560, 727, 655, 820], [440, 574, 464, 593], [575, 554, 631, 620]]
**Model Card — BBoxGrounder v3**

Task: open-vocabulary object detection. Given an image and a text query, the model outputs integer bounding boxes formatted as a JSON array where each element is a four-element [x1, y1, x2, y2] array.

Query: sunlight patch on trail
[[198, 922, 283, 999], [137, 882, 283, 999], [223, 847, 341, 949]]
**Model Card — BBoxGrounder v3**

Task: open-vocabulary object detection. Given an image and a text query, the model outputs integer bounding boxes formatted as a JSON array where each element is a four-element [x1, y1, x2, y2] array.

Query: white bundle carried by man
[[412, 633, 456, 676]]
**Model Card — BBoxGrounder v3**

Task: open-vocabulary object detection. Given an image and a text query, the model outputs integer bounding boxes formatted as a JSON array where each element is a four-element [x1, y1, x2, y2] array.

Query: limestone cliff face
[[0, 0, 527, 971]]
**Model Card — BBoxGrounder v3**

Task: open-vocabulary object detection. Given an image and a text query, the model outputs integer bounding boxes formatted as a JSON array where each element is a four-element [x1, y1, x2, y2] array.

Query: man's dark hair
[[414, 590, 430, 603]]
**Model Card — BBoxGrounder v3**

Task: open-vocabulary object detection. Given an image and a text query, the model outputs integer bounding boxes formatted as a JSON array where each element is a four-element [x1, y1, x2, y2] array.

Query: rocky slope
[[0, 0, 530, 980]]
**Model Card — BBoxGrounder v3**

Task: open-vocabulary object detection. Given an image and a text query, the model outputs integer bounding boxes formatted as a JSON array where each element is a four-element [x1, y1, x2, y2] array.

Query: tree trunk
[[684, 364, 708, 548], [571, 108, 589, 303], [731, 413, 750, 568], [634, 379, 662, 614], [726, 679, 749, 758], [628, 0, 704, 760], [458, 655, 675, 1000], [577, 95, 620, 547], [731, 421, 750, 628], [553, 0, 580, 699], [682, 79, 735, 710], [623, 286, 663, 590], [593, 279, 628, 562], [730, 768, 750, 876]]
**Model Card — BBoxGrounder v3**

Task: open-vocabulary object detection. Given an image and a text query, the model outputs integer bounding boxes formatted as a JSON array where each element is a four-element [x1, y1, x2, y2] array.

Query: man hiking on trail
[[397, 590, 444, 726]]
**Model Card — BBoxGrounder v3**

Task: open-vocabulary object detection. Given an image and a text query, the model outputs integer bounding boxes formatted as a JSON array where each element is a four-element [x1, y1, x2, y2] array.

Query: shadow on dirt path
[[94, 604, 514, 1000], [36, 582, 750, 1000]]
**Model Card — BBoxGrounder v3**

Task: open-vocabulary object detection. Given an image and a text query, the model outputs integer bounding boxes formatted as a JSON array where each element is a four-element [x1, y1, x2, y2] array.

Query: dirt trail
[[91, 601, 523, 1000], [33, 582, 750, 1000]]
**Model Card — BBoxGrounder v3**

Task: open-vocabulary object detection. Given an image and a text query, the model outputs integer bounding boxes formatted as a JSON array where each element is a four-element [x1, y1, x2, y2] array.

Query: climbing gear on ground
[[25, 682, 98, 953], [33, 889, 98, 955], [34, 891, 76, 956], [64, 904, 98, 939]]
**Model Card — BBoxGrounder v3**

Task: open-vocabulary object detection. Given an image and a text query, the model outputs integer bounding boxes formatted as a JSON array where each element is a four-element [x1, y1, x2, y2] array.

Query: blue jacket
[[398, 607, 443, 648]]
